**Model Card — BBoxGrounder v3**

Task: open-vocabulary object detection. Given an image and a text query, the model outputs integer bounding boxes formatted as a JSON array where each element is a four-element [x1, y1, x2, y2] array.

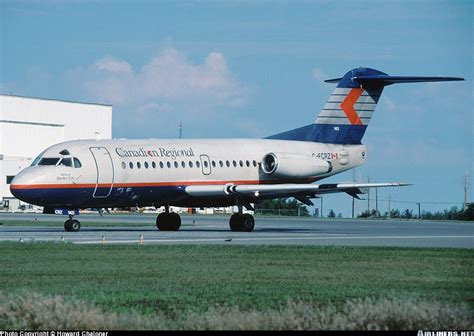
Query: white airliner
[[10, 67, 463, 232]]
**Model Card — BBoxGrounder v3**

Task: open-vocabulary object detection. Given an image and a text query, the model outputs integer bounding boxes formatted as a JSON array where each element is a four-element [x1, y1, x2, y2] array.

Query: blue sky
[[1, 0, 472, 216]]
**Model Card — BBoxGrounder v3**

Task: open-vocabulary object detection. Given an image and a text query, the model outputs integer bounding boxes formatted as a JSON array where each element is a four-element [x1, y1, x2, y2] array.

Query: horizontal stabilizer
[[324, 75, 464, 86], [351, 75, 464, 86], [325, 71, 464, 87]]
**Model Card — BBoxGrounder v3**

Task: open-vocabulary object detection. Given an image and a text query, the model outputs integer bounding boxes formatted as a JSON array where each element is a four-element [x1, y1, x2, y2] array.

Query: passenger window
[[219, 160, 223, 168], [129, 162, 134, 169], [226, 160, 230, 167], [160, 162, 164, 168], [189, 161, 193, 168], [144, 162, 149, 169], [38, 158, 60, 166], [212, 161, 216, 168], [232, 160, 237, 167], [152, 162, 156, 169], [196, 161, 201, 168], [181, 161, 186, 168], [167, 162, 171, 168], [137, 162, 141, 169], [204, 161, 209, 168], [73, 158, 82, 168], [174, 161, 179, 168], [253, 160, 257, 167], [246, 160, 250, 167], [122, 162, 126, 169], [59, 158, 73, 167], [239, 160, 243, 167]]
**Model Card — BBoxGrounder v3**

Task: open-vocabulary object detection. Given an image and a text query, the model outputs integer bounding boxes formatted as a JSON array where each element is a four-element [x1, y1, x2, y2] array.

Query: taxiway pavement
[[1, 213, 473, 248]]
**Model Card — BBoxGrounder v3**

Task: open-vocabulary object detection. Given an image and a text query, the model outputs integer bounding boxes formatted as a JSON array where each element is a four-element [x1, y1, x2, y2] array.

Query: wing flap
[[185, 182, 410, 198]]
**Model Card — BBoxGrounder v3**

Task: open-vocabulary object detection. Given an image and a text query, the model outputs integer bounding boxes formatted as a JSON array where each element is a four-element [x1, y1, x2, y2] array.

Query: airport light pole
[[464, 171, 470, 211], [388, 194, 391, 218], [375, 187, 379, 217], [352, 196, 355, 218], [320, 197, 323, 218], [417, 202, 421, 220]]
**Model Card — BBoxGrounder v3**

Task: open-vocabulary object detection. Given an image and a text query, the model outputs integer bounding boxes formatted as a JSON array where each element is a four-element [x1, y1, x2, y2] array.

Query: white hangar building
[[0, 94, 112, 210]]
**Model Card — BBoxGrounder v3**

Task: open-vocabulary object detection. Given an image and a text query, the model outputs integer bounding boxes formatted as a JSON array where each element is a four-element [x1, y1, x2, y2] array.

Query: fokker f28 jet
[[10, 68, 463, 232]]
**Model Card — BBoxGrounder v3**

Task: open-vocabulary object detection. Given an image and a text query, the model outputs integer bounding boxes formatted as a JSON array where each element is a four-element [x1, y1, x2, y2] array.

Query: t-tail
[[267, 67, 464, 144]]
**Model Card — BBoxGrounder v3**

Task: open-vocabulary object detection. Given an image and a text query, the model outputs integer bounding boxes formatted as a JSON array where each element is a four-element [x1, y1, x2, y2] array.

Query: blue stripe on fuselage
[[266, 123, 367, 144], [12, 186, 187, 208]]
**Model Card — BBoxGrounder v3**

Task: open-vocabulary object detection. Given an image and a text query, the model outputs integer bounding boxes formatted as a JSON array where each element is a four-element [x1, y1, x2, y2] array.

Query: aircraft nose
[[9, 168, 46, 205]]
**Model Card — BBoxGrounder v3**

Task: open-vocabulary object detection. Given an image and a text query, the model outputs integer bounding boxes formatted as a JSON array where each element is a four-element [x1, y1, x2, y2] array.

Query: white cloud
[[95, 57, 133, 75], [83, 48, 247, 112]]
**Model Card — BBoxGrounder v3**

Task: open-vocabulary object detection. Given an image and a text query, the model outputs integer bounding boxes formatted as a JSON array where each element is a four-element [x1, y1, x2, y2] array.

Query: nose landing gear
[[64, 215, 81, 232]]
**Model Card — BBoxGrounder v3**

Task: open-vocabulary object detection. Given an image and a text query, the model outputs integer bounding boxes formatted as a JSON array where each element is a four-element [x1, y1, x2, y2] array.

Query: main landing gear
[[64, 215, 81, 232], [156, 206, 181, 231], [229, 206, 255, 232]]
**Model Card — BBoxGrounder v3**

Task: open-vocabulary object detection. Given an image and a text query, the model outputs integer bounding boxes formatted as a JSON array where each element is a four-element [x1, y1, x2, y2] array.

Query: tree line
[[254, 198, 473, 221], [355, 203, 473, 221]]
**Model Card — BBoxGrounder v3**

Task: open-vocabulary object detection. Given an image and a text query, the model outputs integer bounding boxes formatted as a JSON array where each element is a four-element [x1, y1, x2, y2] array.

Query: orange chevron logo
[[340, 88, 363, 125]]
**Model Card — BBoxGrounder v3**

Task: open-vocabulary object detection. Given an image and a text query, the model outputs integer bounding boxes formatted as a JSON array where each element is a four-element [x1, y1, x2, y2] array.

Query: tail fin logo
[[340, 88, 363, 125]]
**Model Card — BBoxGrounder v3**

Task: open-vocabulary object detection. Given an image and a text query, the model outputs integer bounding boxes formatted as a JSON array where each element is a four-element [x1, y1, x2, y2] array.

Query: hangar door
[[89, 147, 114, 198]]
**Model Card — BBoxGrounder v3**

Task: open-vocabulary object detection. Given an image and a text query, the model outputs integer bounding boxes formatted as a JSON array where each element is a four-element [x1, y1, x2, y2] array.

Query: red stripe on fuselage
[[10, 177, 323, 190]]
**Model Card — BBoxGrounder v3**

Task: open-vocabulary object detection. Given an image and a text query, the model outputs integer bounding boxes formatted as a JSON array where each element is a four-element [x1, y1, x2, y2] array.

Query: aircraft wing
[[185, 182, 410, 205]]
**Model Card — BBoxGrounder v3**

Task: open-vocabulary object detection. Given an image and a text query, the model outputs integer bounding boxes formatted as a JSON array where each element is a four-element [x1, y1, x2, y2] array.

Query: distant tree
[[421, 210, 432, 220], [337, 213, 343, 218], [390, 209, 400, 218], [401, 209, 413, 219], [328, 209, 336, 218], [463, 203, 474, 221], [358, 210, 370, 218]]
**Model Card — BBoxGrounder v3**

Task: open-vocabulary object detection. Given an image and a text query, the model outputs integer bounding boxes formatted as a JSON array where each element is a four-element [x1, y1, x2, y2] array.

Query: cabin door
[[89, 147, 114, 198]]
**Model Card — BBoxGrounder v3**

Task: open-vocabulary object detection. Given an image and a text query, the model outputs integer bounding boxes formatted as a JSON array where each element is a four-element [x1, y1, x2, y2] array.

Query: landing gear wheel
[[241, 214, 255, 232], [229, 213, 255, 232], [64, 219, 81, 232], [156, 212, 181, 231], [229, 214, 241, 231]]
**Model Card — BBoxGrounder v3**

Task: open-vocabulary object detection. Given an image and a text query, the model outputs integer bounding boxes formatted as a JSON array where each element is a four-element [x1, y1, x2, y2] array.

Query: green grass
[[0, 243, 472, 316], [1, 243, 473, 329]]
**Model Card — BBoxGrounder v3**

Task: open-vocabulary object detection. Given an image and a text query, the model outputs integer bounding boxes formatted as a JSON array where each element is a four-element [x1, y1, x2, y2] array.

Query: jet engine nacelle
[[261, 152, 331, 178]]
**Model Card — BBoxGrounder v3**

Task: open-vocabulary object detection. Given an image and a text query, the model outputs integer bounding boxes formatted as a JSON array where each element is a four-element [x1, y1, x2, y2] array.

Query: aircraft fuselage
[[11, 138, 366, 209]]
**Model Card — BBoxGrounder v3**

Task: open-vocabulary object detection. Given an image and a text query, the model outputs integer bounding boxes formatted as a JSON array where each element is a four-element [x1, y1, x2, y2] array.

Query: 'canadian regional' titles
[[115, 147, 195, 160]]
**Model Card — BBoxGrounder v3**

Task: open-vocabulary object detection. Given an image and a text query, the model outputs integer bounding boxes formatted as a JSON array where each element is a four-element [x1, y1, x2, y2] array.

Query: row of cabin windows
[[121, 159, 258, 170]]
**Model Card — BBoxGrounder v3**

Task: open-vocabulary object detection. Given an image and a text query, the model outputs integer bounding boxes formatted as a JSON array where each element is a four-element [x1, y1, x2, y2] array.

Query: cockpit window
[[73, 158, 82, 168], [37, 158, 60, 166], [31, 149, 80, 168], [31, 156, 42, 167], [58, 158, 73, 167], [31, 150, 47, 166]]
